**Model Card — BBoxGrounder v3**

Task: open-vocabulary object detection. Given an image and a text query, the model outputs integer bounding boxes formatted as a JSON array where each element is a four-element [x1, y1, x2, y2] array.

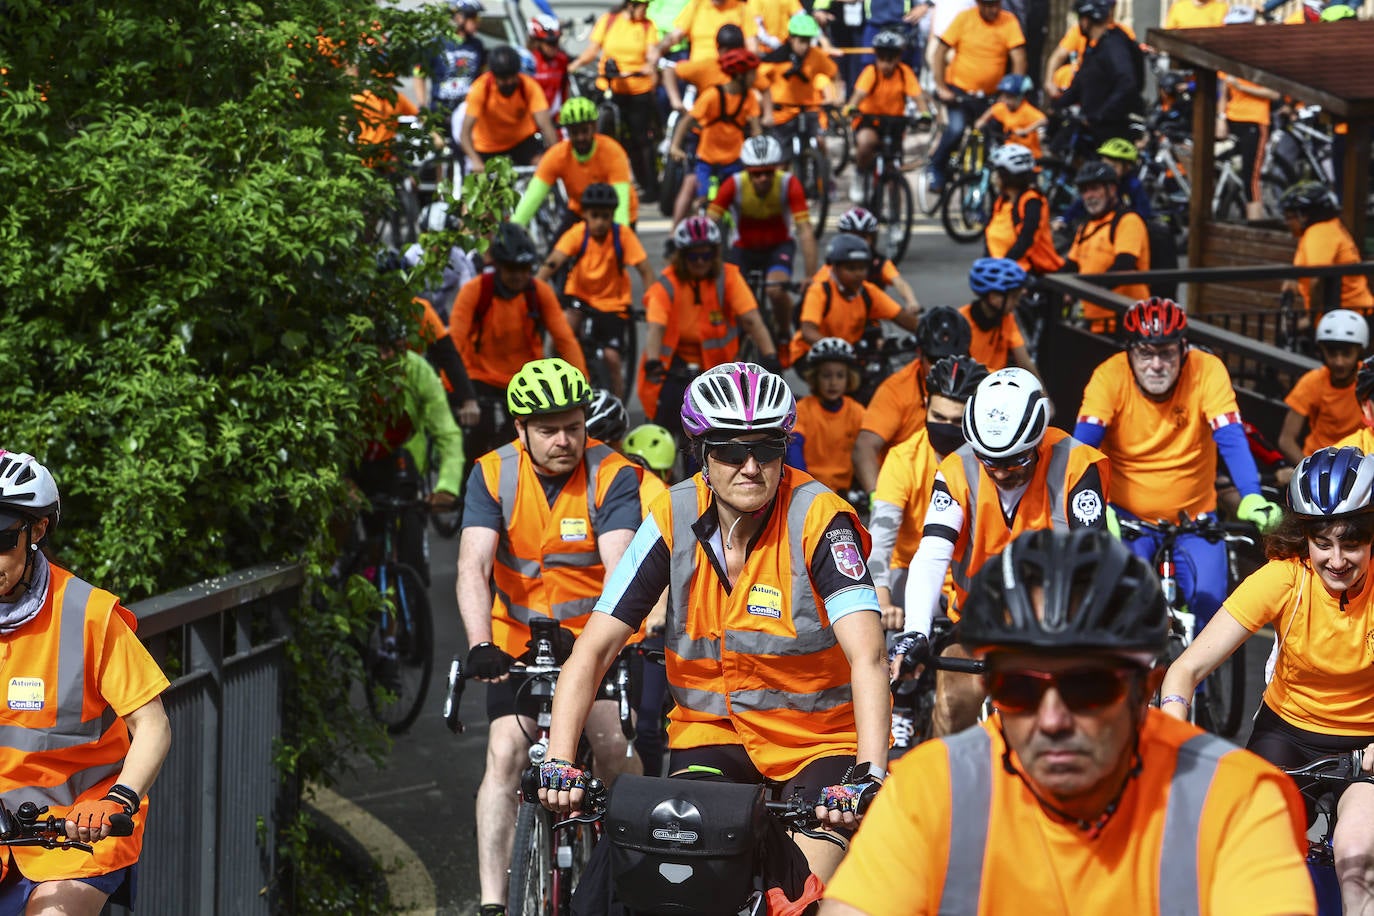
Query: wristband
[[105, 783, 141, 815], [1159, 695, 1191, 713]]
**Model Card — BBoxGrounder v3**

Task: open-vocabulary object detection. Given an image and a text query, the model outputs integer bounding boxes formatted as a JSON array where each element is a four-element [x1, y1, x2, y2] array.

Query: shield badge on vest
[[831, 541, 866, 581]]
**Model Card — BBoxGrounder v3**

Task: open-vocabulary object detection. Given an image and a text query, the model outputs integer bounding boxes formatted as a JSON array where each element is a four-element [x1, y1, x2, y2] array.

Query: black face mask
[[969, 300, 1003, 331], [497, 81, 520, 97], [926, 421, 966, 457]]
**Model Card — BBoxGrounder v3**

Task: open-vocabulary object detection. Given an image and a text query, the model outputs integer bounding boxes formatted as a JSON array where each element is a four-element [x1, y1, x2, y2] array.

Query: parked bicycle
[[1283, 751, 1374, 916]]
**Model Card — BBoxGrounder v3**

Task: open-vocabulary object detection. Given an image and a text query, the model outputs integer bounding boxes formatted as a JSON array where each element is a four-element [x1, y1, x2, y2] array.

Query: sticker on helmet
[[831, 542, 866, 581], [1072, 490, 1103, 527]]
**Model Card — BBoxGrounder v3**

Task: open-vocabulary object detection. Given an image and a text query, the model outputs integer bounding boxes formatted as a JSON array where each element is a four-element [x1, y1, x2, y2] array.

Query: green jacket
[[400, 349, 465, 496]]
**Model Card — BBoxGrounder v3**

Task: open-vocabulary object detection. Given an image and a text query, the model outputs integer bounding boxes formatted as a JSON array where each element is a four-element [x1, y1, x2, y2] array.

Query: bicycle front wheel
[[798, 145, 831, 241], [365, 563, 434, 734], [873, 171, 915, 264], [1197, 640, 1246, 738], [941, 172, 992, 244], [509, 801, 555, 916]]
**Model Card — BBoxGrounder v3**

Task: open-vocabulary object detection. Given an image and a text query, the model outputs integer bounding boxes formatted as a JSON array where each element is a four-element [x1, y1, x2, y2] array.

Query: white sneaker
[[848, 180, 866, 204]]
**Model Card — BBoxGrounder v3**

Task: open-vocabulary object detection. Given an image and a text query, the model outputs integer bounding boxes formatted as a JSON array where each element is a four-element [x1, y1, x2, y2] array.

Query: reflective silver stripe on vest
[[1042, 436, 1075, 530], [0, 576, 121, 809], [494, 442, 610, 570], [949, 449, 984, 597], [495, 547, 542, 578], [495, 586, 595, 623], [701, 326, 739, 351], [938, 727, 992, 916], [494, 443, 522, 531], [1158, 732, 1232, 916]]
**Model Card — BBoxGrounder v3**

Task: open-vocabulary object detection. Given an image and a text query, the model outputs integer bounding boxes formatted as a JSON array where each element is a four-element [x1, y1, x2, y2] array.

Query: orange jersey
[[675, 57, 731, 91], [873, 427, 943, 571], [555, 222, 649, 316], [1284, 365, 1363, 454], [795, 395, 866, 491], [862, 358, 927, 447], [983, 101, 1044, 158], [675, 0, 757, 61], [1223, 74, 1272, 125], [591, 11, 660, 95], [855, 62, 920, 117], [690, 86, 761, 165], [449, 275, 587, 387], [825, 712, 1314, 916], [1067, 209, 1150, 323], [1077, 349, 1239, 520], [985, 190, 1064, 275], [535, 136, 640, 222], [467, 72, 549, 153], [797, 277, 902, 345], [1226, 557, 1374, 735], [1294, 217, 1374, 311], [756, 48, 837, 123], [939, 8, 1026, 96], [958, 303, 1024, 372], [352, 90, 418, 166]]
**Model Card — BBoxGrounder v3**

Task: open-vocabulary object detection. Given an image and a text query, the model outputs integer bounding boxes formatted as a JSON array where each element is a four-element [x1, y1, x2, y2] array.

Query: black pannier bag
[[605, 775, 767, 915]]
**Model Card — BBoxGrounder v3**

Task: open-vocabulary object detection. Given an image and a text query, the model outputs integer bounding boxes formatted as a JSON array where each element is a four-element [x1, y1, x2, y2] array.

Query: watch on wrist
[[846, 762, 887, 785]]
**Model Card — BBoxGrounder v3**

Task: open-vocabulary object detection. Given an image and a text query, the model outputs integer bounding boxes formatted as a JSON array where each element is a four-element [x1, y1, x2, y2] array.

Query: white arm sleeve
[[866, 500, 904, 591], [902, 472, 964, 635]]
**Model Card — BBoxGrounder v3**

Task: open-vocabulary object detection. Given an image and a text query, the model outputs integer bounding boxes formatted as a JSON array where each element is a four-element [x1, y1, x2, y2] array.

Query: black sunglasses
[[977, 448, 1036, 471], [986, 666, 1140, 715], [706, 439, 788, 466], [0, 525, 29, 553], [684, 250, 716, 263]]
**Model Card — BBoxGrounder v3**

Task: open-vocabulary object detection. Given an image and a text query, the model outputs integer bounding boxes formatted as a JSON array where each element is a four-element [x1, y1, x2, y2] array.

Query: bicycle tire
[[1197, 641, 1246, 738], [364, 563, 434, 734], [798, 146, 831, 241], [621, 317, 639, 404], [873, 171, 915, 264], [509, 801, 554, 916], [913, 167, 940, 217], [826, 117, 852, 176], [941, 172, 991, 244], [659, 158, 684, 218], [1214, 183, 1246, 223]]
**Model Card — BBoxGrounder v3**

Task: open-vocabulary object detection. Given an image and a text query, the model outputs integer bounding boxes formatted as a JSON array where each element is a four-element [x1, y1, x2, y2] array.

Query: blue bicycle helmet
[[996, 74, 1034, 97], [969, 257, 1028, 296], [1288, 446, 1374, 517]]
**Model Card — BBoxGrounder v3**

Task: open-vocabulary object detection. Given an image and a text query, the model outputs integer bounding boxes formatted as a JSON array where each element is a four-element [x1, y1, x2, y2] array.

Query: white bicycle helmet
[[807, 337, 857, 366], [1315, 309, 1370, 348], [962, 368, 1050, 460], [0, 451, 60, 529], [740, 135, 784, 169], [681, 363, 797, 438], [837, 207, 879, 234], [587, 389, 629, 442], [990, 143, 1037, 176]]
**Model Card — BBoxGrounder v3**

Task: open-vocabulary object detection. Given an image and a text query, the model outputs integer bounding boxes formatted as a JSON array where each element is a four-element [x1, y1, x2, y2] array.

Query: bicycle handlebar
[[894, 631, 986, 679], [1115, 514, 1255, 547], [0, 800, 133, 854], [1283, 751, 1374, 787]]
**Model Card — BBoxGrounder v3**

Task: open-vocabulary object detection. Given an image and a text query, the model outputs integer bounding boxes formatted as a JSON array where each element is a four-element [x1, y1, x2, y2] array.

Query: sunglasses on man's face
[[985, 666, 1139, 715], [706, 439, 788, 466], [0, 525, 29, 553], [977, 448, 1035, 472]]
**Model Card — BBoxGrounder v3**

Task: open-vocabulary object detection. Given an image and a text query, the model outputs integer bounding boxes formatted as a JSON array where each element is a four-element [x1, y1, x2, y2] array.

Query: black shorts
[[479, 134, 545, 167], [1246, 701, 1374, 824], [573, 306, 634, 352], [667, 744, 854, 827], [486, 661, 635, 722], [728, 240, 796, 278]]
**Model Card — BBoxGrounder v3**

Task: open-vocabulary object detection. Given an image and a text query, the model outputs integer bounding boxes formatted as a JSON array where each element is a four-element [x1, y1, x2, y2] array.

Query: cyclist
[[456, 359, 644, 916], [901, 368, 1109, 734], [927, 0, 1026, 194], [1055, 0, 1144, 149], [568, 0, 663, 201], [459, 45, 559, 173], [843, 30, 928, 204], [1280, 181, 1374, 314], [1161, 446, 1374, 915], [793, 338, 867, 492], [448, 222, 588, 462], [539, 363, 891, 879], [526, 14, 571, 119], [0, 451, 172, 915], [851, 306, 973, 492], [513, 97, 637, 232], [639, 217, 780, 441], [1061, 160, 1151, 330], [827, 528, 1314, 916], [1055, 137, 1154, 230], [972, 74, 1047, 159], [960, 257, 1038, 374], [1278, 308, 1368, 466], [668, 47, 765, 224], [1041, 0, 1134, 101], [708, 134, 818, 342], [831, 207, 921, 311], [791, 234, 921, 364], [983, 144, 1064, 276], [868, 355, 988, 629], [1073, 297, 1283, 635], [658, 0, 759, 62], [418, 0, 487, 141], [755, 13, 839, 158], [538, 183, 655, 401]]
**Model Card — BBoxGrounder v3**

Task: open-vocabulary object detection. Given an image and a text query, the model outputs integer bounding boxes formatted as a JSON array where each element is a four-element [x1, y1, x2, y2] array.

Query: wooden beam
[[1188, 68, 1218, 311], [1343, 120, 1371, 249]]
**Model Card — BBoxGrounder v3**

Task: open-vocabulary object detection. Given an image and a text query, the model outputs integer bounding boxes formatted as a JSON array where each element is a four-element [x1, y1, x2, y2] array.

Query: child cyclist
[[792, 337, 867, 493], [1280, 181, 1374, 315], [831, 207, 921, 311], [960, 257, 1040, 374], [973, 74, 1048, 159], [789, 234, 921, 365], [842, 29, 929, 204], [537, 183, 655, 400], [983, 144, 1063, 276], [1278, 309, 1369, 467], [668, 48, 764, 224]]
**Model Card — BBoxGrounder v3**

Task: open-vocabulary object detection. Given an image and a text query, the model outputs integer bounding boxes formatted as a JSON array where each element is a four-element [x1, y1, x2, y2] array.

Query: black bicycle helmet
[[1279, 181, 1340, 221], [961, 529, 1169, 656], [1357, 355, 1374, 403], [1075, 0, 1115, 22], [489, 221, 541, 266], [587, 388, 629, 441], [826, 233, 871, 265], [489, 45, 521, 78], [580, 182, 619, 210], [926, 355, 988, 402], [716, 23, 746, 49], [916, 306, 973, 361], [872, 29, 906, 53], [1074, 161, 1117, 187], [1288, 446, 1374, 517]]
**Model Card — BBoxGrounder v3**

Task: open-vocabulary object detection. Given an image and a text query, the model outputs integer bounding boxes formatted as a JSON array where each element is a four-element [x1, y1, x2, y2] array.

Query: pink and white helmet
[[681, 363, 796, 438], [672, 216, 722, 250]]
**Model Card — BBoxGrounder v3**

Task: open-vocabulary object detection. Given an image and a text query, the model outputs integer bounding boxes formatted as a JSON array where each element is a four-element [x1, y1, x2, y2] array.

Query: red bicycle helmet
[[719, 48, 760, 76], [1123, 297, 1187, 344]]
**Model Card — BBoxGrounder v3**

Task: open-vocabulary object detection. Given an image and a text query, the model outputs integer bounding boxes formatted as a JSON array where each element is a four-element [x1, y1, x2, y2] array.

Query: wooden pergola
[[1146, 20, 1374, 303]]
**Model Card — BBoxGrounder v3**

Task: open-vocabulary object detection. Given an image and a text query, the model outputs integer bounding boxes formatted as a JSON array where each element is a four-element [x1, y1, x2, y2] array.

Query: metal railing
[[112, 563, 304, 916]]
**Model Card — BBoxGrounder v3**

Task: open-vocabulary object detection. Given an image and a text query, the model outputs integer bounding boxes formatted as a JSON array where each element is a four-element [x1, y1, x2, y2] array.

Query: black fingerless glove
[[644, 359, 667, 384], [467, 642, 514, 679]]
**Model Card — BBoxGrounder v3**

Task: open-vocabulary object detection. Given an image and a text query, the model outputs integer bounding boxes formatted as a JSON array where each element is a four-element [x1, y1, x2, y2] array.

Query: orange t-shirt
[[555, 223, 649, 316], [1227, 557, 1374, 735], [675, 0, 757, 61], [591, 11, 660, 95], [862, 357, 928, 446], [825, 712, 1314, 916], [449, 275, 588, 387], [1164, 0, 1228, 28], [352, 90, 419, 166], [750, 0, 803, 45], [855, 62, 921, 117], [795, 395, 866, 491], [1223, 75, 1272, 125], [1077, 349, 1239, 520], [958, 302, 1024, 372], [940, 8, 1026, 96], [983, 100, 1044, 158], [534, 137, 640, 223], [690, 86, 761, 164], [467, 72, 549, 153], [1284, 365, 1362, 455], [1294, 217, 1374, 311], [676, 57, 731, 91], [756, 48, 838, 124], [1067, 209, 1151, 323], [812, 260, 903, 289], [791, 278, 902, 362]]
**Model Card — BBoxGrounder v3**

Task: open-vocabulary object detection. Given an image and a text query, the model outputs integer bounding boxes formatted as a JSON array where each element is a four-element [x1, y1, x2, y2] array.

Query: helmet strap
[[2, 525, 39, 602]]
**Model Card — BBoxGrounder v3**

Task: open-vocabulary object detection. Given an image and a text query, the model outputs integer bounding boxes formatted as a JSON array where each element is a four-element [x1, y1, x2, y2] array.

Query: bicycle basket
[[606, 775, 766, 915]]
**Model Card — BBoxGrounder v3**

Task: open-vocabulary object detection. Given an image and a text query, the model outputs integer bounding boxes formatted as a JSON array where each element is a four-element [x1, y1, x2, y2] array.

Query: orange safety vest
[[479, 439, 635, 657], [652, 469, 870, 781], [941, 428, 1109, 607], [638, 266, 743, 417], [0, 566, 156, 880], [989, 191, 1065, 275]]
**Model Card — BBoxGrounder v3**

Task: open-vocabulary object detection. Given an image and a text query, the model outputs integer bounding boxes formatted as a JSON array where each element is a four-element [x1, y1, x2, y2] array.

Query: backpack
[[820, 279, 874, 320], [574, 222, 624, 271], [471, 272, 546, 354], [708, 84, 748, 134], [1105, 209, 1179, 300]]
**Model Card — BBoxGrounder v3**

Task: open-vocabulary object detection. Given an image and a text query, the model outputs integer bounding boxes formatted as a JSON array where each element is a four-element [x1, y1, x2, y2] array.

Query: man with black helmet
[[1054, 0, 1143, 150], [824, 528, 1315, 916], [459, 44, 559, 171], [1061, 160, 1150, 330]]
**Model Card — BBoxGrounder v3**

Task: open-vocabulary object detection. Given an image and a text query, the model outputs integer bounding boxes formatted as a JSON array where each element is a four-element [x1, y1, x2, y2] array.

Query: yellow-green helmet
[[624, 424, 677, 472], [559, 96, 599, 126], [507, 358, 593, 417], [788, 12, 820, 37], [1096, 137, 1139, 164]]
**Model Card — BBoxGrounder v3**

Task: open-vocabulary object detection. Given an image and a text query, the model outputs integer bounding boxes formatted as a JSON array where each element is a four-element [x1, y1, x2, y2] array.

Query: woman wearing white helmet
[[539, 363, 890, 883], [0, 451, 171, 912], [983, 143, 1065, 276], [1277, 308, 1372, 468], [899, 369, 1110, 731]]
